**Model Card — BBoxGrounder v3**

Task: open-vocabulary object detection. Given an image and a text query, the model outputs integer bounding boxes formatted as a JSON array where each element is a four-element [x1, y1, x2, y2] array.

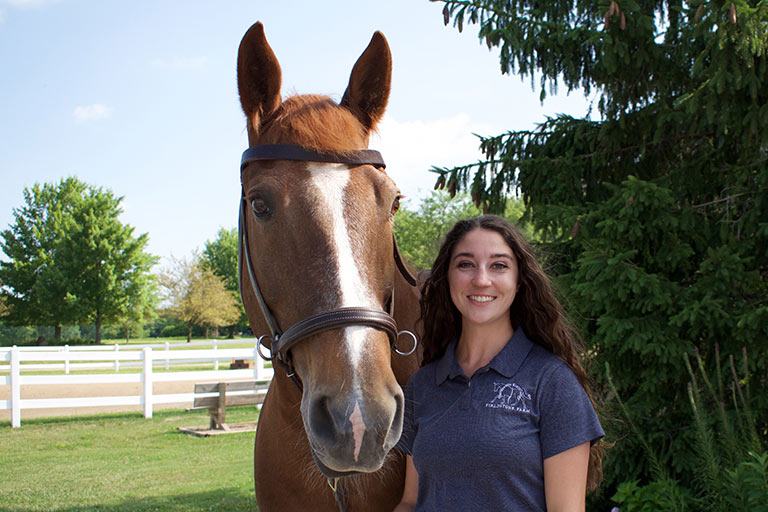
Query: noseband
[[238, 144, 419, 391]]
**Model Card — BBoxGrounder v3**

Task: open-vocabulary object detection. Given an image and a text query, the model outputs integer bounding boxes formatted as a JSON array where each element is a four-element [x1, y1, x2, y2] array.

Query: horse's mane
[[258, 94, 371, 154]]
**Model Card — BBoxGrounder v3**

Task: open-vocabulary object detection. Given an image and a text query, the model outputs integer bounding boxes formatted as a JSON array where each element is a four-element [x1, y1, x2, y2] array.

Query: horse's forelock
[[258, 94, 369, 153]]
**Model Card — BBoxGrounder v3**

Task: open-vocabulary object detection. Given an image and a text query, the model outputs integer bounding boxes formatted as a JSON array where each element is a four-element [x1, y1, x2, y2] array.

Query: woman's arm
[[392, 455, 418, 512], [543, 441, 590, 512]]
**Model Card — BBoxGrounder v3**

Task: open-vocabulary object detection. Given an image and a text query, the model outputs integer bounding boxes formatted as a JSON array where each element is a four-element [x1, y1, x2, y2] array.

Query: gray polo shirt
[[396, 328, 603, 511]]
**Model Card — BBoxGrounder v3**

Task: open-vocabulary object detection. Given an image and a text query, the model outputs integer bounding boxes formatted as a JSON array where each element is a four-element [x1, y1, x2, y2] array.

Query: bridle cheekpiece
[[238, 144, 418, 391]]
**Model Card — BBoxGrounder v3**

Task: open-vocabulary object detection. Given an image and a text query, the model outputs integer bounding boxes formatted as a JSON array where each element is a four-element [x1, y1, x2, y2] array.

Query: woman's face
[[448, 228, 519, 332]]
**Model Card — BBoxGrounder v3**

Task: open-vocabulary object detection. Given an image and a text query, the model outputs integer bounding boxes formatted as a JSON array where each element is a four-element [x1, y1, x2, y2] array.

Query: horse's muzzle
[[302, 383, 404, 475]]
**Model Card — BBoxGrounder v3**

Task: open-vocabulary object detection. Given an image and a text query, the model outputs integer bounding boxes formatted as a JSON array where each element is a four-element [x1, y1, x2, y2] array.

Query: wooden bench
[[190, 380, 270, 430]]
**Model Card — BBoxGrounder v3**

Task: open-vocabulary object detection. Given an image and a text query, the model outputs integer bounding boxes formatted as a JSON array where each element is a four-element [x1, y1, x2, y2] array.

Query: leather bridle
[[238, 144, 419, 392]]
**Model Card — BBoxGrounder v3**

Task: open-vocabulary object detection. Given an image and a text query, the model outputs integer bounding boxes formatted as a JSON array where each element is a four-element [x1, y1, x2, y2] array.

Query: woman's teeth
[[469, 295, 494, 302]]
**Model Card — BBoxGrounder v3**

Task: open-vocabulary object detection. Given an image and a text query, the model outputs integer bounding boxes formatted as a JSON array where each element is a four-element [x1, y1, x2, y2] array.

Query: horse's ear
[[237, 22, 282, 131], [340, 31, 391, 133]]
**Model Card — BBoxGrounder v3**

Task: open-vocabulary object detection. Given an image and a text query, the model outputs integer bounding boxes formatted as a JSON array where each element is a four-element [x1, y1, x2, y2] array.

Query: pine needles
[[607, 346, 768, 512]]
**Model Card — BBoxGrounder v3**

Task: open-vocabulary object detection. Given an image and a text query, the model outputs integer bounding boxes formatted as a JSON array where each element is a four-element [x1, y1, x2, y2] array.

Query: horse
[[236, 22, 422, 511]]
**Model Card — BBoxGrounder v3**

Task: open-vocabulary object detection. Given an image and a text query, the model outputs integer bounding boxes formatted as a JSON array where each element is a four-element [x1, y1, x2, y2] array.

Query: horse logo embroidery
[[485, 382, 532, 413]]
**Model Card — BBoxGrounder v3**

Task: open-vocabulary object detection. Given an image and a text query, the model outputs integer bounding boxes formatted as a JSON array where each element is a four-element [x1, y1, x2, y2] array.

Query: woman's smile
[[468, 295, 495, 303]]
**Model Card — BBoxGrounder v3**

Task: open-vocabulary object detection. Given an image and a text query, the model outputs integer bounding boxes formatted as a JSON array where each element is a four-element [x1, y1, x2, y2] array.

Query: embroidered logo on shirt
[[485, 382, 532, 413]]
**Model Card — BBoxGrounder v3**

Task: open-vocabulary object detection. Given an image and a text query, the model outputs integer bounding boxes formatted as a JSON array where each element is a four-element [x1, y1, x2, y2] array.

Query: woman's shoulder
[[525, 342, 579, 383], [404, 354, 452, 396]]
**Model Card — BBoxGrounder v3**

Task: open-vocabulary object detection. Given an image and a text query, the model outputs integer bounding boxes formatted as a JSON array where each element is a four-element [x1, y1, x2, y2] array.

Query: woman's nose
[[472, 268, 491, 286]]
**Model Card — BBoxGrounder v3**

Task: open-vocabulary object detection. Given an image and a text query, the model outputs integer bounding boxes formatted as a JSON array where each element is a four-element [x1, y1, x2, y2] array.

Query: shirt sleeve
[[395, 376, 417, 456], [538, 362, 604, 459]]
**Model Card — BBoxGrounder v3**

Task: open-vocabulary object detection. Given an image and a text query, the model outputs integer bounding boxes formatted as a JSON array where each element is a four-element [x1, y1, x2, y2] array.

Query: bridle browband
[[241, 144, 387, 168], [238, 144, 419, 393]]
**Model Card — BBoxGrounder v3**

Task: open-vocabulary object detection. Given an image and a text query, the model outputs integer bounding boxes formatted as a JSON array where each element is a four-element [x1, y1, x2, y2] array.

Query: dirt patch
[[178, 421, 259, 437]]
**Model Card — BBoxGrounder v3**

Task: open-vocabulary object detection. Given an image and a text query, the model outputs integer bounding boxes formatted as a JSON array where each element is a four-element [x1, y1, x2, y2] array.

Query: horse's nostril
[[394, 390, 404, 428], [308, 395, 338, 443], [385, 388, 405, 448]]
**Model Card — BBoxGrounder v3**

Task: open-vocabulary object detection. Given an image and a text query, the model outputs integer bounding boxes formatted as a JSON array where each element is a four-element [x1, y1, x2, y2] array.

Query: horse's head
[[237, 22, 409, 477]]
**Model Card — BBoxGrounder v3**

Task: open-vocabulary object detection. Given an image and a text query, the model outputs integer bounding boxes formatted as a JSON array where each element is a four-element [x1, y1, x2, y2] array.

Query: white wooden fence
[[0, 339, 273, 428]]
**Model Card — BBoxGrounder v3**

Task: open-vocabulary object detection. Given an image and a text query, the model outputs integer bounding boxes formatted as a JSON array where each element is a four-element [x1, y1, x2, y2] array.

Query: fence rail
[[0, 339, 259, 372], [0, 340, 273, 428]]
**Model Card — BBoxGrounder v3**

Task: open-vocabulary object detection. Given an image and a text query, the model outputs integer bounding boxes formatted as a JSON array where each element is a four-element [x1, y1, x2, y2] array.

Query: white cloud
[[0, 0, 59, 8], [73, 104, 113, 123], [151, 56, 209, 70], [0, 0, 57, 22], [370, 114, 497, 203]]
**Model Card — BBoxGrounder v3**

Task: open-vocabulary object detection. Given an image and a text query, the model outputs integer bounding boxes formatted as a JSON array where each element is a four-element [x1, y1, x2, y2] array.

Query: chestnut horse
[[236, 23, 421, 511]]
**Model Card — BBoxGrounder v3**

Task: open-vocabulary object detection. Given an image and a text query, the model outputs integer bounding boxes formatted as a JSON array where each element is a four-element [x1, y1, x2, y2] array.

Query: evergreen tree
[[432, 0, 768, 502]]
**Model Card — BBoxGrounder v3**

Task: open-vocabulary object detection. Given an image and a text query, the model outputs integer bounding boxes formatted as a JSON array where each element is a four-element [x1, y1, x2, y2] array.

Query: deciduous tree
[[201, 227, 245, 337], [0, 178, 157, 343], [160, 254, 240, 343], [394, 191, 528, 271], [56, 184, 158, 343]]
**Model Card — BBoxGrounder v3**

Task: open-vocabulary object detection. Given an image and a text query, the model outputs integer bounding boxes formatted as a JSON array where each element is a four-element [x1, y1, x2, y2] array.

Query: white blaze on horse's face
[[307, 162, 380, 375]]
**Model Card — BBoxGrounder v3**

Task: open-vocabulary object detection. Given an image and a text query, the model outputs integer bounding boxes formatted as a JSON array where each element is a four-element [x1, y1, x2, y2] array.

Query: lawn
[[0, 408, 260, 511]]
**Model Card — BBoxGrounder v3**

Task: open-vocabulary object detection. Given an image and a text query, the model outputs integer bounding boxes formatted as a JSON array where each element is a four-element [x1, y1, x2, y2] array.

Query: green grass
[[0, 408, 260, 511]]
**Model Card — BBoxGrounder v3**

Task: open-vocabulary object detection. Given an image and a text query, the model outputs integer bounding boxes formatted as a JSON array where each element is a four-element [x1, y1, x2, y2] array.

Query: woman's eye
[[251, 198, 271, 217], [457, 261, 474, 269], [390, 195, 402, 217]]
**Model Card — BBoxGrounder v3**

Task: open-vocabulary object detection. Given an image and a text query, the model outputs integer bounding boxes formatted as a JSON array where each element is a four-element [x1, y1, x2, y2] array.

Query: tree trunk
[[187, 325, 192, 343], [228, 325, 235, 339], [54, 325, 62, 343], [95, 311, 102, 344], [124, 326, 130, 343]]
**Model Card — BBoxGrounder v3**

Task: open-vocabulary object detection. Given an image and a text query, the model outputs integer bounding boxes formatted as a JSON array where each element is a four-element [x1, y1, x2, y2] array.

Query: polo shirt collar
[[434, 328, 534, 385]]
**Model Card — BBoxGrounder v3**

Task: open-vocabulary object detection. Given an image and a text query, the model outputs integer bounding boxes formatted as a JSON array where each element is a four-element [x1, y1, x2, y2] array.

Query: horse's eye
[[390, 195, 402, 217], [251, 198, 271, 218]]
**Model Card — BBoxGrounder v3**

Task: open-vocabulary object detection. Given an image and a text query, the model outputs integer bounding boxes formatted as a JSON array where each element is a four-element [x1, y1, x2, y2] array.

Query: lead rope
[[329, 478, 346, 511]]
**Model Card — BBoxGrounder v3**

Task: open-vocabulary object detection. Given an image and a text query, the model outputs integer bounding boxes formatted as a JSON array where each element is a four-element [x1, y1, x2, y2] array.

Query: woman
[[394, 215, 603, 512]]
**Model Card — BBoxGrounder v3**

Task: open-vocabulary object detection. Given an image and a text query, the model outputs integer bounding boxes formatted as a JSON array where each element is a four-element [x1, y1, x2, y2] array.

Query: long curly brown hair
[[419, 215, 604, 491]]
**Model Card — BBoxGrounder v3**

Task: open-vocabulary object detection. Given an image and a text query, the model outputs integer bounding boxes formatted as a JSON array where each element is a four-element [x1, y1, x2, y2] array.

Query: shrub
[[607, 347, 768, 512]]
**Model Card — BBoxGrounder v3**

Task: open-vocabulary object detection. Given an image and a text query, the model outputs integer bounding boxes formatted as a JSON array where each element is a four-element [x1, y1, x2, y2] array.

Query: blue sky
[[0, 0, 592, 266]]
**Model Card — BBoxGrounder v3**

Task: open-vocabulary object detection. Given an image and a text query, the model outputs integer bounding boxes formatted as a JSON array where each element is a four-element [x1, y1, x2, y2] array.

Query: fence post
[[164, 341, 170, 371], [114, 344, 120, 372], [253, 346, 267, 381], [63, 344, 70, 374], [10, 346, 21, 428], [214, 339, 219, 371], [142, 347, 153, 419]]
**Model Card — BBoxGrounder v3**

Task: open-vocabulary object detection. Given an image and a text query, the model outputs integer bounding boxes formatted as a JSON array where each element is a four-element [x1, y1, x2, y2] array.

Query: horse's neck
[[391, 269, 423, 385]]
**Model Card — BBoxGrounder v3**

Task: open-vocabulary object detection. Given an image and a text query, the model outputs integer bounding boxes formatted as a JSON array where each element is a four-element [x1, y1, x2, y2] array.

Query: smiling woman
[[394, 215, 604, 512]]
